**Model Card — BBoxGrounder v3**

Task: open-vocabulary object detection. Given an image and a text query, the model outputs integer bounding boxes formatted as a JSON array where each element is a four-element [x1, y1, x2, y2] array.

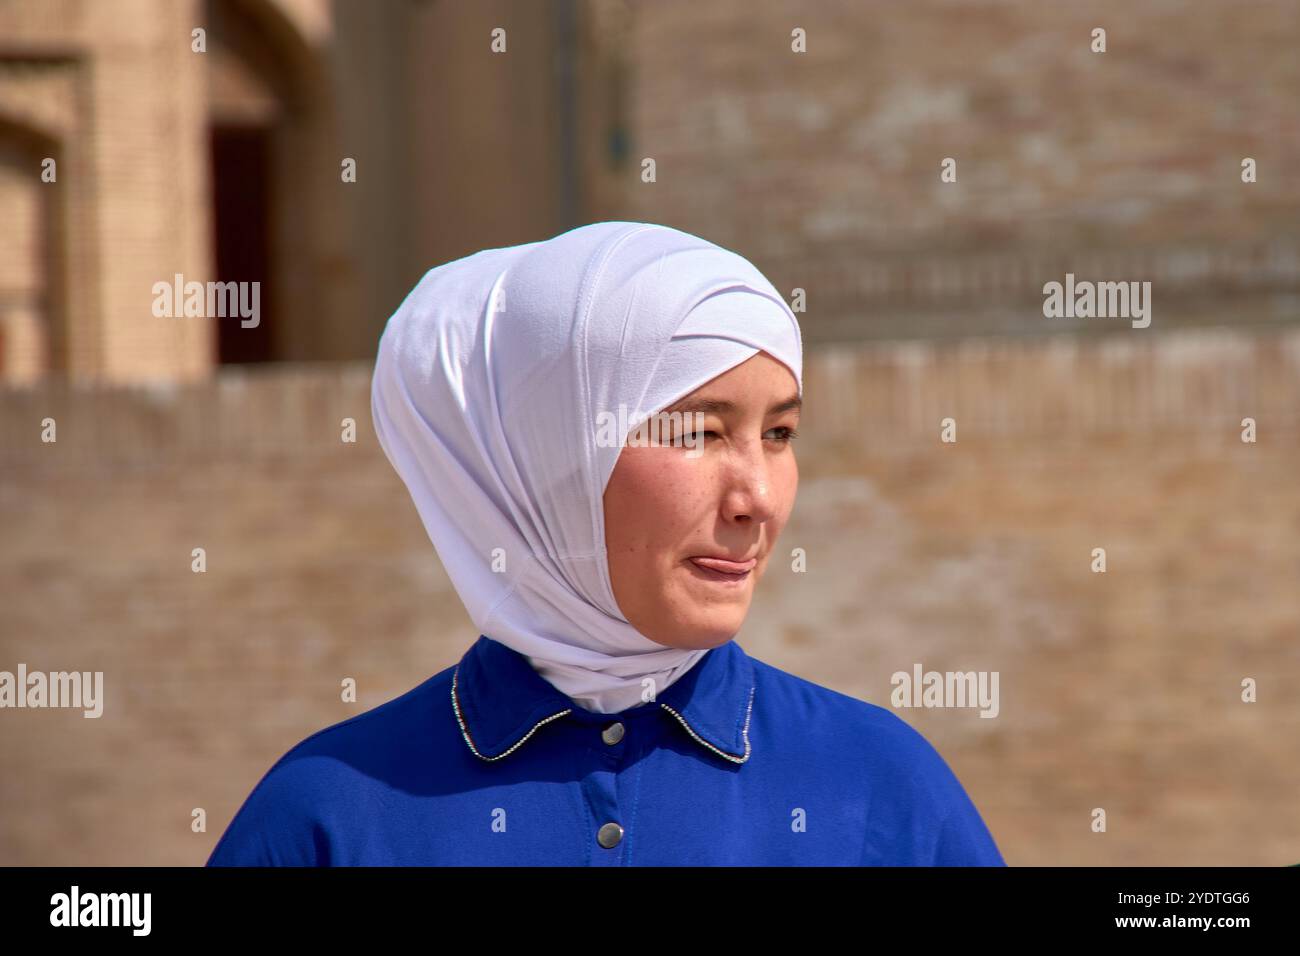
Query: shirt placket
[[580, 717, 634, 866]]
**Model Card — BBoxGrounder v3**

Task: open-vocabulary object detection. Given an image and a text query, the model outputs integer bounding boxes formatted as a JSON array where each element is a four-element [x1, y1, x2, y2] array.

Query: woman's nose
[[720, 444, 778, 524]]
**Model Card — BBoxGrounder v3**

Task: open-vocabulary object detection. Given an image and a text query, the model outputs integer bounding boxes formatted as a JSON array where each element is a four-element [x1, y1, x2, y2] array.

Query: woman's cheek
[[648, 454, 706, 508]]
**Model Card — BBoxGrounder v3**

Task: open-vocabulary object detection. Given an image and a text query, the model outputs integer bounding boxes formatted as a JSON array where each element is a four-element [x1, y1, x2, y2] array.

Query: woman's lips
[[688, 556, 757, 575]]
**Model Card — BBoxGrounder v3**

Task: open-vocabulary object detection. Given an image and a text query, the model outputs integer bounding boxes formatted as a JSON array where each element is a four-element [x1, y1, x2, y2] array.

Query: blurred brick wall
[[2, 327, 1297, 865], [5, 0, 1298, 382], [611, 0, 1300, 341], [0, 0, 574, 384], [0, 0, 213, 382]]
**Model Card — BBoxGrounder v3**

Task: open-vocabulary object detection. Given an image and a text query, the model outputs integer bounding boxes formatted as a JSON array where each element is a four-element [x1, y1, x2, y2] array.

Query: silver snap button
[[601, 722, 625, 745], [597, 822, 623, 848]]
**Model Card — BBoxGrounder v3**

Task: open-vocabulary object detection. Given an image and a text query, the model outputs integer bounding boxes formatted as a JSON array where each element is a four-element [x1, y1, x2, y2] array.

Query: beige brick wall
[[5, 0, 1297, 382], [615, 0, 1300, 340], [0, 0, 577, 383], [1, 0, 1297, 868], [0, 0, 213, 383], [2, 326, 1297, 865]]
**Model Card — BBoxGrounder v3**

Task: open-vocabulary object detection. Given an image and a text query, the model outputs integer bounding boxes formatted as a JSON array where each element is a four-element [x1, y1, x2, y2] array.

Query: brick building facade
[[1, 0, 1297, 867]]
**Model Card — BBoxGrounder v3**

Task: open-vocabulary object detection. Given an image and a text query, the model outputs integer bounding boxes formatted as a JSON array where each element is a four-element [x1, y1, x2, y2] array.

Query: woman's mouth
[[687, 556, 757, 585]]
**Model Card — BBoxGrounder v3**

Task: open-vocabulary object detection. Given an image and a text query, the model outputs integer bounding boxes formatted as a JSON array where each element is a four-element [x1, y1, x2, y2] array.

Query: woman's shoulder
[[279, 668, 453, 759], [746, 654, 1005, 865], [205, 667, 456, 866], [748, 653, 940, 753], [748, 657, 991, 798]]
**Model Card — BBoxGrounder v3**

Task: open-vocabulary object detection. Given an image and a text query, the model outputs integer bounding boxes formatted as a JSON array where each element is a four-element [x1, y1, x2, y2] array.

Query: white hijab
[[370, 221, 803, 713]]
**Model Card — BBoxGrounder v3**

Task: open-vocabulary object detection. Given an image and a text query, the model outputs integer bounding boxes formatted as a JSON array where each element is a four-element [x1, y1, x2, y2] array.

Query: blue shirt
[[206, 635, 1006, 866]]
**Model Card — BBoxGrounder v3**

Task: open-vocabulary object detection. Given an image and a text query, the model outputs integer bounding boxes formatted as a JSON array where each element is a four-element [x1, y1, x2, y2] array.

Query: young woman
[[207, 221, 1005, 866]]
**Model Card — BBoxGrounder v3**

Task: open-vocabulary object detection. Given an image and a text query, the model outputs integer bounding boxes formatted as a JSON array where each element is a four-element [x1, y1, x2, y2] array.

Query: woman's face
[[603, 351, 801, 650]]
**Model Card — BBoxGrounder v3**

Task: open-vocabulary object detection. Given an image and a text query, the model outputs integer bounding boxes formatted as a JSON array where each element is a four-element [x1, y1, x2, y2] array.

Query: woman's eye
[[676, 428, 798, 444], [676, 429, 795, 444]]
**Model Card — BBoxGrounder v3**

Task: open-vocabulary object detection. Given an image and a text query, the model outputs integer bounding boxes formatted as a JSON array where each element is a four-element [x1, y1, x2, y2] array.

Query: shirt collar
[[450, 635, 756, 765]]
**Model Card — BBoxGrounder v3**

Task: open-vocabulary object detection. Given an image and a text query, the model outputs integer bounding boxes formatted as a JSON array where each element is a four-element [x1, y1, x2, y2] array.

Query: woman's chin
[[652, 615, 746, 651]]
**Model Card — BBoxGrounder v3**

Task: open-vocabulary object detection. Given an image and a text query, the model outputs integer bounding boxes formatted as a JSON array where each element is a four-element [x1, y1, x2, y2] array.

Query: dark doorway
[[210, 124, 273, 364]]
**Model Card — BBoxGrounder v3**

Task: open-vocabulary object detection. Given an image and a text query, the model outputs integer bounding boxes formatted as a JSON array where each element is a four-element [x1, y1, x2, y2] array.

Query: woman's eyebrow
[[663, 395, 802, 416]]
